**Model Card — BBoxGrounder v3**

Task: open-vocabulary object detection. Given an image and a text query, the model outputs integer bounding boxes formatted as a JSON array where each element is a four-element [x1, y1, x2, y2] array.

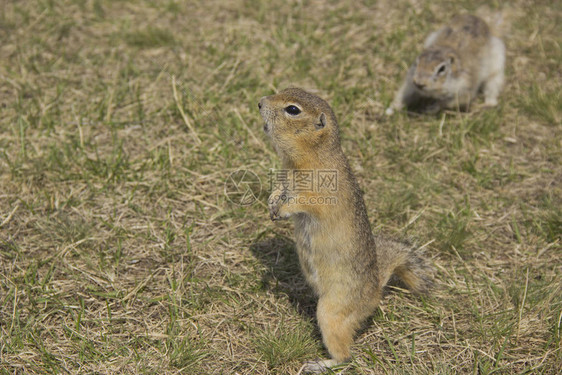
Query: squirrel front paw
[[423, 102, 442, 114], [268, 191, 291, 221]]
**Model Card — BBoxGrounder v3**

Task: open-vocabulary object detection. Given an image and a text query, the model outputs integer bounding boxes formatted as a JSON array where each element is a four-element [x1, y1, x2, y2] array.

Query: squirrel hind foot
[[301, 359, 341, 374]]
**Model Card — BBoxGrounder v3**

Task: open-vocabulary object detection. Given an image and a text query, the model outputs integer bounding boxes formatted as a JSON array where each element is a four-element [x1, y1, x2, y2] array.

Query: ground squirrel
[[386, 14, 505, 115], [259, 88, 433, 373]]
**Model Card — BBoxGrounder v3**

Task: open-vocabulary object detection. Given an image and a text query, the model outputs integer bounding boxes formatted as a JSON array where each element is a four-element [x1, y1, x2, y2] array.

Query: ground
[[0, 0, 560, 374]]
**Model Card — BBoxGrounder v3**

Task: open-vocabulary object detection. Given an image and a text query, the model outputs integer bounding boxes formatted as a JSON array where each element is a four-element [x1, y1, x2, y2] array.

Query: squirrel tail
[[476, 5, 513, 39], [375, 236, 433, 294]]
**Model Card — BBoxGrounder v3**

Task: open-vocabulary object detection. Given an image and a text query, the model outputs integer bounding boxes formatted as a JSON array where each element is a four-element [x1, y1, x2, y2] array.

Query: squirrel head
[[259, 88, 340, 166], [412, 47, 460, 97]]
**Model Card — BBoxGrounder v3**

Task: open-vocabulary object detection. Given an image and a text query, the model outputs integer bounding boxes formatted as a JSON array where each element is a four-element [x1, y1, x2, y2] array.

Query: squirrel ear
[[315, 113, 327, 130], [448, 55, 455, 64]]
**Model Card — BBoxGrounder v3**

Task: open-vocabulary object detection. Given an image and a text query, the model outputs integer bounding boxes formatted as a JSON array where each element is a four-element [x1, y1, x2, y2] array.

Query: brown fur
[[386, 14, 505, 114], [259, 88, 433, 372]]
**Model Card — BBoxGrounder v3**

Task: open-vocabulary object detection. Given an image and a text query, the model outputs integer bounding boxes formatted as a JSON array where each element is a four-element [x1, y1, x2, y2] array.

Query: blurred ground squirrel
[[386, 14, 505, 115], [259, 88, 433, 373]]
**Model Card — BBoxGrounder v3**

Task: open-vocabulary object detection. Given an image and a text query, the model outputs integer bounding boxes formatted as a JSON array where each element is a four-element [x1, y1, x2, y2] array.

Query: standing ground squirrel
[[259, 88, 433, 373], [386, 14, 505, 115]]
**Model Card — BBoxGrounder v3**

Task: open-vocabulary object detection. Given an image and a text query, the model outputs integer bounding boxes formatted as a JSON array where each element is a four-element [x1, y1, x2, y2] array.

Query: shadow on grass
[[250, 230, 317, 320]]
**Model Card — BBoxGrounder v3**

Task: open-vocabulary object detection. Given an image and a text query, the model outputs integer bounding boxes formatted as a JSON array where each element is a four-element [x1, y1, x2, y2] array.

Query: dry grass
[[0, 0, 560, 374]]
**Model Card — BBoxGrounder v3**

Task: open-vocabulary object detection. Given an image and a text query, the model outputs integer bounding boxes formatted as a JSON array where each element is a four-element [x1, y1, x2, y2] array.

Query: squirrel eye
[[437, 64, 447, 75], [285, 105, 301, 115]]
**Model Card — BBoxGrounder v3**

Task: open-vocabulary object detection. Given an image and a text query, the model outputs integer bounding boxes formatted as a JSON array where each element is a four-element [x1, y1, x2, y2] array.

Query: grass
[[252, 322, 320, 372], [0, 0, 561, 374]]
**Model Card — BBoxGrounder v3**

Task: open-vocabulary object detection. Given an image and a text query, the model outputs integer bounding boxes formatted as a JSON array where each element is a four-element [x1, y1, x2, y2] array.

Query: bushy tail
[[375, 236, 434, 294], [476, 5, 513, 39]]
